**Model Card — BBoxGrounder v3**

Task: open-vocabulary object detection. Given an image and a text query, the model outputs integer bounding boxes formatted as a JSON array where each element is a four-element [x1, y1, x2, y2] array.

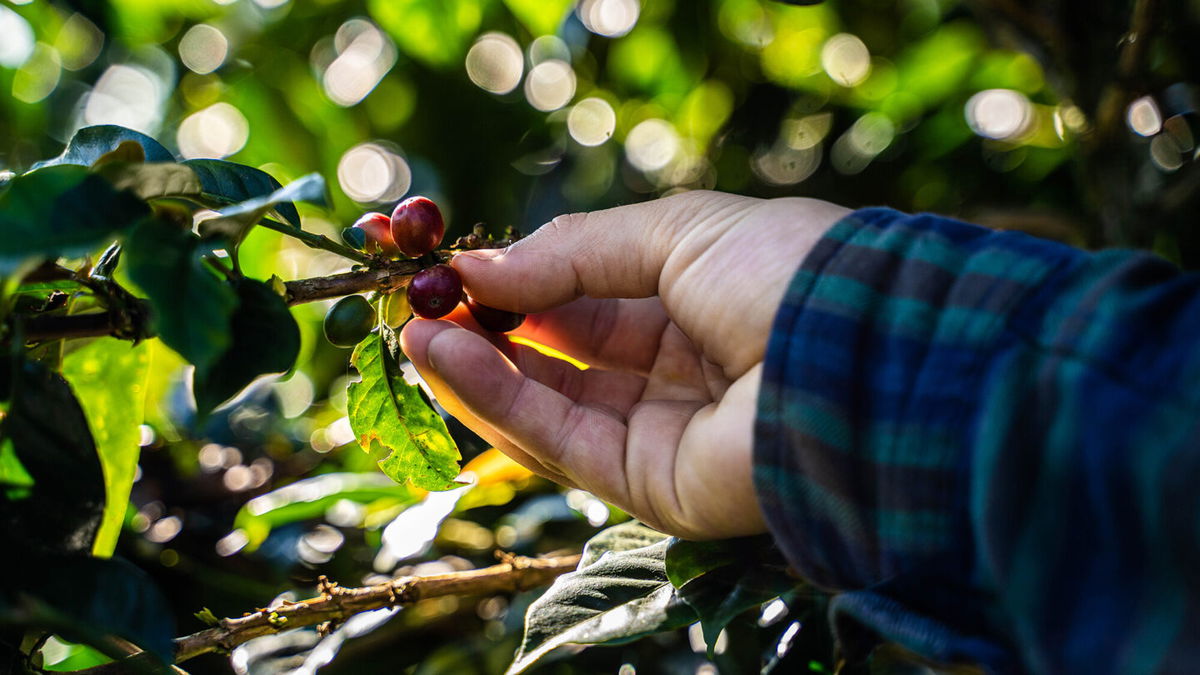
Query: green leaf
[[33, 125, 175, 169], [39, 637, 113, 672], [193, 278, 300, 417], [61, 339, 151, 558], [664, 537, 745, 588], [507, 525, 695, 675], [581, 521, 671, 567], [197, 172, 324, 244], [123, 218, 237, 376], [0, 165, 149, 276], [3, 554, 176, 663], [183, 159, 302, 228], [347, 324, 461, 491], [194, 607, 220, 627], [94, 161, 204, 202], [0, 358, 104, 554], [667, 536, 800, 657], [233, 472, 418, 550], [502, 0, 573, 36]]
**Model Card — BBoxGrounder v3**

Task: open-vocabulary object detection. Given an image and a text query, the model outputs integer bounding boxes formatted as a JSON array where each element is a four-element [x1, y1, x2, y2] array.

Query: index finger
[[452, 191, 760, 314]]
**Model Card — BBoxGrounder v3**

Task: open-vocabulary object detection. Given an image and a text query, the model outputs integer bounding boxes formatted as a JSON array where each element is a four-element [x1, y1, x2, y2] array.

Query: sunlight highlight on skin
[[509, 335, 590, 370]]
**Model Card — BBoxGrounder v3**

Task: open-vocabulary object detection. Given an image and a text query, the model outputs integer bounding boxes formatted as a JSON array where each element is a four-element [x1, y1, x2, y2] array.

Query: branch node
[[317, 575, 341, 598]]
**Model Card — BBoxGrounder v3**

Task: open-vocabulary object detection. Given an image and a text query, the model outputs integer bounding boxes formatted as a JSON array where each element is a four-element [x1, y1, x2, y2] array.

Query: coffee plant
[[0, 125, 817, 674]]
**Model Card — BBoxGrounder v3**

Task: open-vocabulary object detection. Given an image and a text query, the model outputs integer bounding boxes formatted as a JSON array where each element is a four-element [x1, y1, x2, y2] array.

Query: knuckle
[[544, 211, 589, 239]]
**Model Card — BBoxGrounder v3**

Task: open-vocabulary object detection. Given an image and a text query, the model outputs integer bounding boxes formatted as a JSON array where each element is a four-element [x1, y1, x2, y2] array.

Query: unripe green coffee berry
[[324, 295, 376, 347]]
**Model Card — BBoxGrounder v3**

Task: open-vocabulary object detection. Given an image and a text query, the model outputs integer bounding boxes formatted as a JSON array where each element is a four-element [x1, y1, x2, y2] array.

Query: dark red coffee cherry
[[390, 196, 445, 258], [353, 212, 399, 255], [407, 264, 462, 319], [465, 296, 525, 333]]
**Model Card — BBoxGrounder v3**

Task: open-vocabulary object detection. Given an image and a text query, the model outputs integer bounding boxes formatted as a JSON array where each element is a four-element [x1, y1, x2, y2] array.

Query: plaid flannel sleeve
[[755, 207, 1200, 674]]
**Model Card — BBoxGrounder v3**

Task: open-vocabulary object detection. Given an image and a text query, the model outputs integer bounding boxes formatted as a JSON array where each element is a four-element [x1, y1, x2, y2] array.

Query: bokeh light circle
[[177, 102, 250, 159], [579, 0, 640, 38], [965, 89, 1032, 141], [0, 6, 35, 68], [524, 59, 576, 112], [179, 24, 228, 75], [465, 32, 523, 95], [337, 142, 412, 203], [1126, 96, 1162, 137], [625, 119, 680, 172], [322, 20, 396, 107], [84, 64, 168, 134], [528, 35, 571, 66], [820, 33, 871, 87], [568, 98, 617, 146]]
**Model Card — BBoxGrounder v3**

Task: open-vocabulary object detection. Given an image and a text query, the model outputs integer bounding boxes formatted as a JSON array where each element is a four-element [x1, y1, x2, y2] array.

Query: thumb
[[452, 191, 760, 314]]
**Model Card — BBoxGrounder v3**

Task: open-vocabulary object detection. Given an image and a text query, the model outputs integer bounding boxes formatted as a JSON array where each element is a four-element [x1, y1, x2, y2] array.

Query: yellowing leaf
[[347, 325, 461, 490]]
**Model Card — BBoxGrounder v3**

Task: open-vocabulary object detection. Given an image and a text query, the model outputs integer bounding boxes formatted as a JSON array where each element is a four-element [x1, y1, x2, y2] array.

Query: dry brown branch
[[178, 552, 579, 662], [282, 258, 421, 305], [70, 553, 579, 673]]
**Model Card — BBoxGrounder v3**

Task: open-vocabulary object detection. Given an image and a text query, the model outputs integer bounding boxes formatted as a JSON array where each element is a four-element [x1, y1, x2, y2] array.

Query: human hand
[[400, 190, 849, 539]]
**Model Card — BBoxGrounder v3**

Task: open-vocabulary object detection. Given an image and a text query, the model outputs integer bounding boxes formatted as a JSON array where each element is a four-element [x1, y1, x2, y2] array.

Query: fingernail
[[458, 249, 503, 262], [425, 328, 460, 373]]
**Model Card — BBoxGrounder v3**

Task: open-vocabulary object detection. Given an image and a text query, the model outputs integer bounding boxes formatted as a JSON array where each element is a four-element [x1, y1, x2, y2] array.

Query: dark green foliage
[[670, 537, 799, 657], [193, 278, 301, 417], [32, 125, 174, 168], [196, 173, 324, 244], [184, 159, 302, 229], [0, 165, 148, 275], [123, 217, 238, 376], [0, 358, 103, 555], [2, 554, 177, 663]]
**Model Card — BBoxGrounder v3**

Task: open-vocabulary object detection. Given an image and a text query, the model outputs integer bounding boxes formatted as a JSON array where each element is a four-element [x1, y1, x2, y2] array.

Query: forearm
[[755, 207, 1200, 672]]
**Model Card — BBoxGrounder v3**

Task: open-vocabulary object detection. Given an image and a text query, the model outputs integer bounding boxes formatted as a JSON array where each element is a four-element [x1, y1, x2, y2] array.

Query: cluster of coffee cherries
[[323, 196, 524, 348]]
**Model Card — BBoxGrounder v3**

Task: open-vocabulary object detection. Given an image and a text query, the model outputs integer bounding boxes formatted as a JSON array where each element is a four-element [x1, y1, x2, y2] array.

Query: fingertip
[[398, 318, 457, 372], [450, 249, 503, 282]]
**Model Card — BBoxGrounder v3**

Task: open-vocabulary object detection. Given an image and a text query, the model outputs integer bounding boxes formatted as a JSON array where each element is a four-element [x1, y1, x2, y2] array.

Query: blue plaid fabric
[[755, 208, 1200, 673]]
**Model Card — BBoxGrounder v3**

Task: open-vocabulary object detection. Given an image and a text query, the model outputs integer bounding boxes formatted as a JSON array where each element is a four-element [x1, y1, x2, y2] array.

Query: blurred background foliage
[[2, 0, 1199, 673]]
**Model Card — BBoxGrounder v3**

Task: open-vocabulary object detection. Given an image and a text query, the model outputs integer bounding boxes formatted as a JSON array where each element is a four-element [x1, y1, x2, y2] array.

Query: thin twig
[[20, 258, 425, 343], [257, 218, 374, 265], [73, 553, 580, 673]]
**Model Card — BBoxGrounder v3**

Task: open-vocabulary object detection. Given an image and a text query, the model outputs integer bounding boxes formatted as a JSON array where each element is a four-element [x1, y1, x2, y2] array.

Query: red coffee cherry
[[390, 196, 445, 258], [407, 264, 463, 319], [353, 212, 399, 255], [465, 296, 525, 333]]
